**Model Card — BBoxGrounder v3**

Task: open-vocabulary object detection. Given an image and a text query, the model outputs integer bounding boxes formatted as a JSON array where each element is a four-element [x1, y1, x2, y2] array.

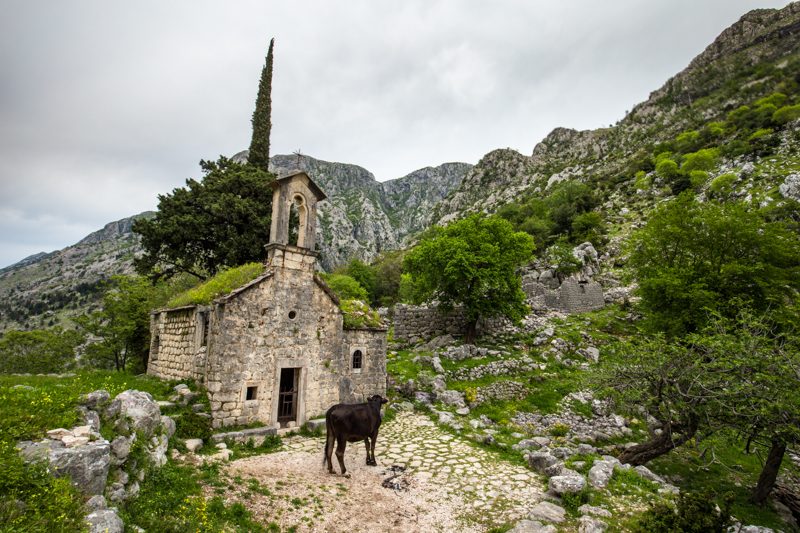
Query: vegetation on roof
[[166, 263, 265, 307], [340, 299, 382, 329]]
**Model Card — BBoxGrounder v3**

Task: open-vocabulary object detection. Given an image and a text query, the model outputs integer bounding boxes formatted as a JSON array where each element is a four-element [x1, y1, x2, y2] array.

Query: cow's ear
[[381, 397, 388, 404]]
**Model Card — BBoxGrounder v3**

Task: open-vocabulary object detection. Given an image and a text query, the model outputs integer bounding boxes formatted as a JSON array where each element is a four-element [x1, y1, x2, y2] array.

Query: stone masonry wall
[[393, 304, 466, 342], [148, 308, 205, 382], [340, 328, 387, 404], [204, 251, 349, 429]]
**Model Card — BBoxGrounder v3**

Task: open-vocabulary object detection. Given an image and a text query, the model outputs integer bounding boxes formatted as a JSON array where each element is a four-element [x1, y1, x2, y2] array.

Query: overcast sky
[[0, 0, 791, 268]]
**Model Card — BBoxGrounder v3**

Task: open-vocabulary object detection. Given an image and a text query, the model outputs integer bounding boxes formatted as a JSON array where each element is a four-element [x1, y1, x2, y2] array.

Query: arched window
[[289, 194, 308, 247], [352, 349, 363, 370]]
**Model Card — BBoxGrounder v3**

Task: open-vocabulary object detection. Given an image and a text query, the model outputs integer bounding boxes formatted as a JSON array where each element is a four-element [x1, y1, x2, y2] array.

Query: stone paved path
[[269, 411, 544, 530]]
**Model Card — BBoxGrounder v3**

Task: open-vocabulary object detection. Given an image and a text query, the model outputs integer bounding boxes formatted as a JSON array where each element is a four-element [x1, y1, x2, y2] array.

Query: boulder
[[49, 441, 112, 495], [106, 390, 162, 438], [578, 515, 607, 533], [588, 460, 615, 489], [508, 520, 557, 533], [578, 505, 612, 518], [85, 495, 107, 512], [85, 509, 123, 533], [634, 465, 665, 484], [185, 439, 204, 453], [305, 418, 327, 431], [438, 390, 466, 408], [528, 451, 559, 474], [161, 416, 176, 439], [111, 436, 134, 463], [83, 390, 110, 410], [527, 501, 566, 523], [548, 474, 586, 495]]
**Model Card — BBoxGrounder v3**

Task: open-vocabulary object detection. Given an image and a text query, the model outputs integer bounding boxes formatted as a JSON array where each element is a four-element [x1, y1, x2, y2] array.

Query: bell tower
[[266, 171, 327, 270]]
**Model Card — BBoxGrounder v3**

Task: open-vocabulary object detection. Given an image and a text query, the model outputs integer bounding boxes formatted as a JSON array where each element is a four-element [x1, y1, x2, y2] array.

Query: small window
[[288, 310, 297, 320], [151, 335, 160, 358], [352, 349, 363, 370], [246, 386, 258, 401], [200, 312, 210, 346]]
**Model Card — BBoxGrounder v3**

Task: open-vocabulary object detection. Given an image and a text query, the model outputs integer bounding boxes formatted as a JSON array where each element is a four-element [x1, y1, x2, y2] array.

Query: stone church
[[147, 171, 387, 429]]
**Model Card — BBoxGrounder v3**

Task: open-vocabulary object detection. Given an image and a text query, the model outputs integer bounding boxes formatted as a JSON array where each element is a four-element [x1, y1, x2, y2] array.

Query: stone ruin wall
[[148, 307, 206, 382], [393, 304, 467, 342], [522, 272, 605, 314]]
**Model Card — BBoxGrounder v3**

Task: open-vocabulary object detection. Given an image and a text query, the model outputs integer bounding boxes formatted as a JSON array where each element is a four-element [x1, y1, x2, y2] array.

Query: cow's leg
[[324, 429, 336, 474], [335, 436, 348, 475], [368, 430, 379, 466], [364, 438, 373, 465]]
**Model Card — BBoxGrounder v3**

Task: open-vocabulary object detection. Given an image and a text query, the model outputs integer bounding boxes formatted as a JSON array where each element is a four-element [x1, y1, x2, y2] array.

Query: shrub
[[167, 263, 264, 307], [549, 423, 570, 437], [633, 490, 733, 533], [681, 148, 718, 173], [340, 299, 382, 329], [689, 170, 709, 188], [634, 171, 651, 191], [321, 274, 368, 301], [174, 411, 212, 441], [655, 159, 679, 180], [773, 104, 800, 125], [709, 173, 737, 196]]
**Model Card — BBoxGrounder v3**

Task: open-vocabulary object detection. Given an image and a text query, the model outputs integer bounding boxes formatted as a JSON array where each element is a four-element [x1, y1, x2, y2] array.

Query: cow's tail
[[323, 410, 334, 468]]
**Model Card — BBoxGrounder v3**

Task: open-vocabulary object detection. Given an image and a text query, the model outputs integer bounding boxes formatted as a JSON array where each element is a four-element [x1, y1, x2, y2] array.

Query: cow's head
[[367, 394, 388, 405]]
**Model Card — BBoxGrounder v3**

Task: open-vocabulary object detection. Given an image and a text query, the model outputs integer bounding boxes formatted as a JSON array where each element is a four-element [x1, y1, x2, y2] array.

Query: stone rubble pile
[[17, 388, 176, 533]]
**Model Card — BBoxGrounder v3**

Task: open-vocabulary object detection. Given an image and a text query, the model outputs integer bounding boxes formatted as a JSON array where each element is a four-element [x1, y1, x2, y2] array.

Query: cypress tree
[[248, 38, 274, 171]]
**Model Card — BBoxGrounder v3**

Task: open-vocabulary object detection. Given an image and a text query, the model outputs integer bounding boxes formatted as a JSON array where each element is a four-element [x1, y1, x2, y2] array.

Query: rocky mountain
[[0, 157, 469, 332], [235, 151, 470, 268], [434, 2, 800, 224], [0, 213, 152, 331], [3, 2, 799, 334]]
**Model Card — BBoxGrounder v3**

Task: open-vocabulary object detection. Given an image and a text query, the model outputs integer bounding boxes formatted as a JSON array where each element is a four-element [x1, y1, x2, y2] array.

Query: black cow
[[324, 394, 388, 475]]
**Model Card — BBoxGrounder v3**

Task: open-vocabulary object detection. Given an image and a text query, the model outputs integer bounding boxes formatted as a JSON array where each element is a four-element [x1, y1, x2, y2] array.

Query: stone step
[[210, 425, 277, 444]]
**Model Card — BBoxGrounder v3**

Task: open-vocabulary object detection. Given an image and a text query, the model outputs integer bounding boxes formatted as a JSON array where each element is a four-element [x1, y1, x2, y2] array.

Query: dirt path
[[220, 412, 545, 532]]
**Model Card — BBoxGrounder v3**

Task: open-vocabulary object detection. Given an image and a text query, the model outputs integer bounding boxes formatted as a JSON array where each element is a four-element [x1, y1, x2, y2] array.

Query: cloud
[[0, 0, 790, 267]]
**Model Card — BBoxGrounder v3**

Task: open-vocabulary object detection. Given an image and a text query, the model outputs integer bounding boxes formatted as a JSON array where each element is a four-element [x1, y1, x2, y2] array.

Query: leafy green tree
[[627, 194, 800, 335], [339, 259, 376, 303], [403, 215, 534, 342], [321, 274, 368, 301], [248, 38, 274, 171], [133, 157, 275, 281], [76, 275, 186, 372], [0, 328, 84, 374], [371, 250, 405, 307]]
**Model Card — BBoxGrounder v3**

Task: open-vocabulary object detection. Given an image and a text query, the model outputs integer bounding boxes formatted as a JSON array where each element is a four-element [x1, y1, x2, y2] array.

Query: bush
[[773, 104, 800, 125], [681, 148, 718, 173], [174, 411, 212, 441], [655, 159, 679, 180], [321, 274, 368, 301], [709, 173, 737, 196], [634, 490, 733, 533], [688, 170, 709, 188], [340, 299, 382, 329]]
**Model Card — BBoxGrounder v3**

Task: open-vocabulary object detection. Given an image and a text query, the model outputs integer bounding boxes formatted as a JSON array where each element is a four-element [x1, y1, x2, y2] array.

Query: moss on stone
[[167, 263, 265, 307]]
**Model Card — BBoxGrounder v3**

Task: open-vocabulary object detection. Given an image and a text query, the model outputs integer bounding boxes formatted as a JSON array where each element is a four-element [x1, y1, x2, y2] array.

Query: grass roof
[[166, 262, 265, 307]]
